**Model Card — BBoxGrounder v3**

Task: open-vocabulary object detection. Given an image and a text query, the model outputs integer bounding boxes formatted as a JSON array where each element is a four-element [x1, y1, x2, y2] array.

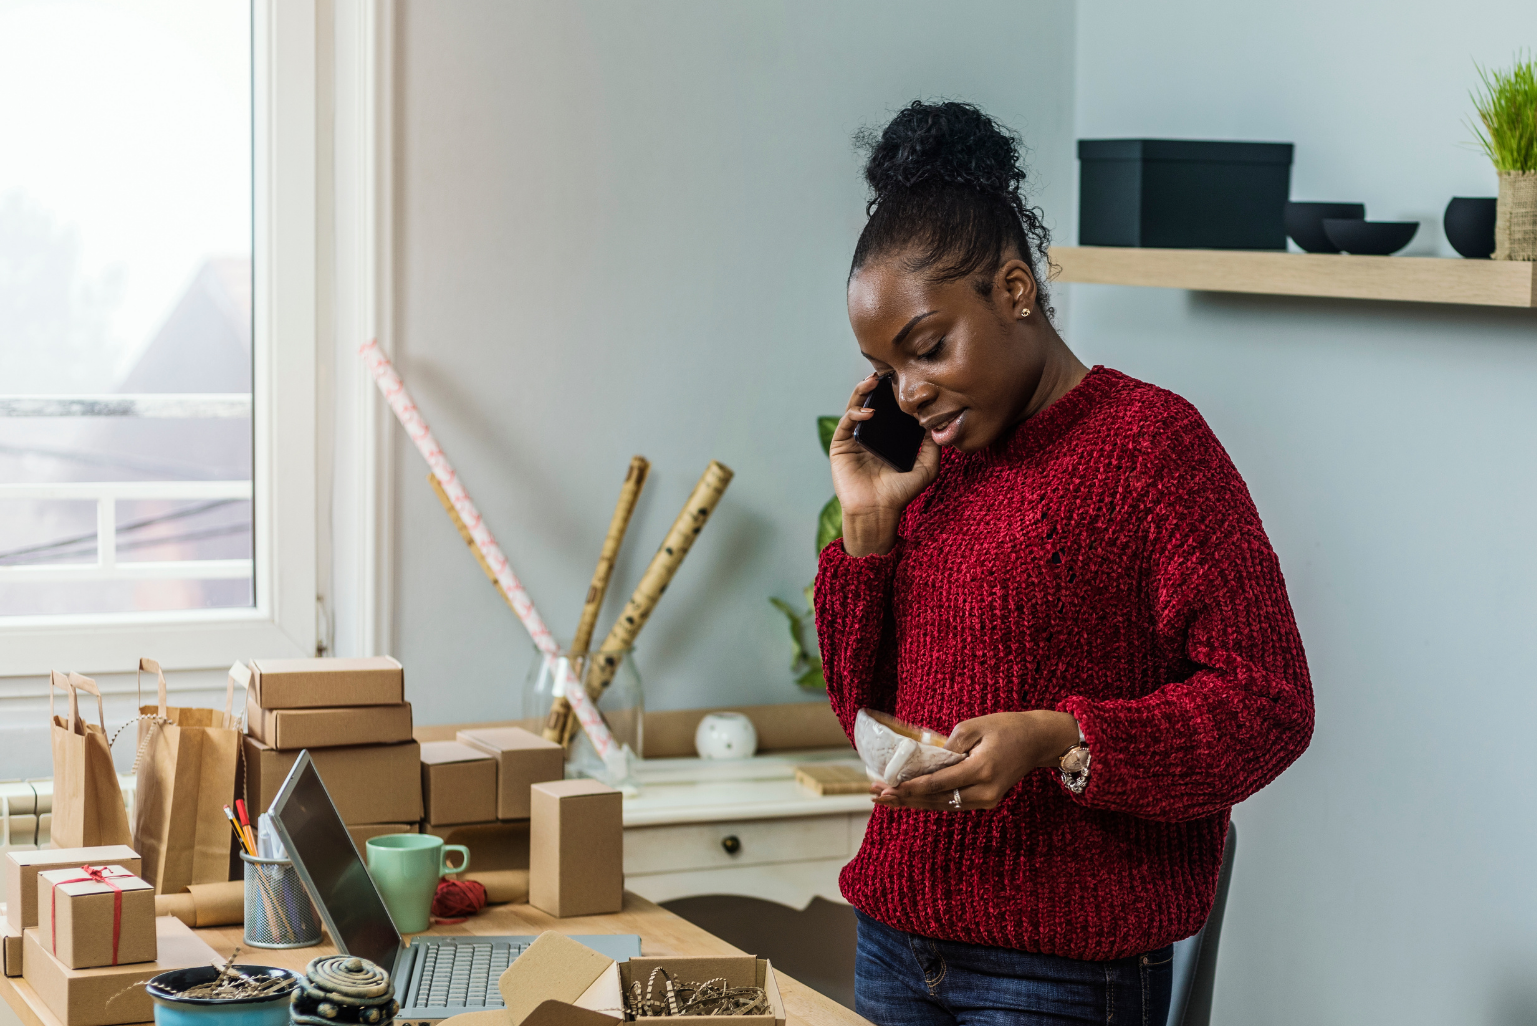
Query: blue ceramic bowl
[[146, 965, 300, 1026]]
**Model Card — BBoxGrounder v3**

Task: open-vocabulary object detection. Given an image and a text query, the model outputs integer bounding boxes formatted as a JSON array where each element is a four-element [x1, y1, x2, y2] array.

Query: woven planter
[[1494, 170, 1537, 261]]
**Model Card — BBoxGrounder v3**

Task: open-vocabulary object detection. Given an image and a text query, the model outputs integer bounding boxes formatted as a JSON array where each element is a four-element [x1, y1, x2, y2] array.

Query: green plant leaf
[[768, 596, 811, 673], [817, 416, 840, 456], [817, 495, 843, 553], [795, 663, 827, 691]]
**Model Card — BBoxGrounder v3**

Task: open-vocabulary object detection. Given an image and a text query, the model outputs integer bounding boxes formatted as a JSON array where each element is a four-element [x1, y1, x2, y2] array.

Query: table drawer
[[625, 815, 851, 875]]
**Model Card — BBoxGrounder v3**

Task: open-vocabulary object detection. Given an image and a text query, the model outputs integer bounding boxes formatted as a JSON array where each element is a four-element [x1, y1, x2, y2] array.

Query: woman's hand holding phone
[[830, 375, 940, 557]]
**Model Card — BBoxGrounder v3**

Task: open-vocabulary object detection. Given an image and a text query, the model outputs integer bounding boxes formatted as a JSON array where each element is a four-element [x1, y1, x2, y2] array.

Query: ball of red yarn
[[431, 879, 488, 924]]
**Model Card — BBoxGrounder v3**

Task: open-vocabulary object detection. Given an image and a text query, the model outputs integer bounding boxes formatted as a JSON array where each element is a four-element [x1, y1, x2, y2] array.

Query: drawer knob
[[721, 835, 742, 855]]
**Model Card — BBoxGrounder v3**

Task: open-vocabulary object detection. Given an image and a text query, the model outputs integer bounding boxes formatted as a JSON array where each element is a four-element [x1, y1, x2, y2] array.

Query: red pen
[[234, 799, 257, 853]]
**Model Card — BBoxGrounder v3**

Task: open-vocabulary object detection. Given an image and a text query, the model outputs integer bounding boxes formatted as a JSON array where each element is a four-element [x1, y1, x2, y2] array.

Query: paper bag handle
[[67, 672, 106, 732], [225, 661, 248, 726], [136, 658, 169, 718], [48, 670, 81, 734]]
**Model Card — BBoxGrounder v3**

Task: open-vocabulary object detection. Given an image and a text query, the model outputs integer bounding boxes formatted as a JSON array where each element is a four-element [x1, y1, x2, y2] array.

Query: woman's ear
[[999, 259, 1038, 318]]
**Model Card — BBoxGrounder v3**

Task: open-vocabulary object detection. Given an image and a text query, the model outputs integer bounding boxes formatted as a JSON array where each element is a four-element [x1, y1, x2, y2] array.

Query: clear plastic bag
[[854, 708, 965, 786]]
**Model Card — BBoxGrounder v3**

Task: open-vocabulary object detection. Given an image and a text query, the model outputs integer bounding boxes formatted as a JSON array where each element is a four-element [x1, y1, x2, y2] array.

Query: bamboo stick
[[573, 456, 651, 657], [558, 460, 733, 746], [541, 456, 650, 744]]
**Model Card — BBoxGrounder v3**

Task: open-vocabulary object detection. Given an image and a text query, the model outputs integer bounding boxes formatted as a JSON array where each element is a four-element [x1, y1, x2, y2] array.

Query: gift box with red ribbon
[[36, 865, 156, 969]]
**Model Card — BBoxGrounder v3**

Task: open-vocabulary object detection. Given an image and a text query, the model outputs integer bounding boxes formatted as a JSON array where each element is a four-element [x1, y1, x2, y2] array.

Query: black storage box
[[1078, 139, 1294, 250]]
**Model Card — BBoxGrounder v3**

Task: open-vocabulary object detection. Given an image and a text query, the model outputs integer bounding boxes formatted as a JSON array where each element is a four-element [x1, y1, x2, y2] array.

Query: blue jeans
[[854, 910, 1173, 1026]]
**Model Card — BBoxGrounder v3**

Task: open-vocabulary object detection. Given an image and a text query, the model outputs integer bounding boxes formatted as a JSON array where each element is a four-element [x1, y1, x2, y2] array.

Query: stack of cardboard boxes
[[417, 727, 564, 872], [241, 657, 423, 849], [5, 846, 222, 1026]]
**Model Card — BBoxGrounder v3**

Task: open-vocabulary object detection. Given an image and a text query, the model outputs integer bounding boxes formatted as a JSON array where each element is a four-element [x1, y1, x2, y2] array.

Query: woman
[[817, 101, 1313, 1026]]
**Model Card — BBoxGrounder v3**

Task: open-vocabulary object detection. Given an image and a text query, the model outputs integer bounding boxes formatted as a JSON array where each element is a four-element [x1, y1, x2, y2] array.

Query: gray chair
[[1166, 823, 1237, 1026]]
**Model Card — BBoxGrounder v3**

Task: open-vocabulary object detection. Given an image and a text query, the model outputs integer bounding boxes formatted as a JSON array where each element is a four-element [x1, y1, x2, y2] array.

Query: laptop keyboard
[[414, 941, 525, 1008]]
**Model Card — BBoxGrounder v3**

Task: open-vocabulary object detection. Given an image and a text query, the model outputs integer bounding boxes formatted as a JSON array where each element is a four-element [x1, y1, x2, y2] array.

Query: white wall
[[390, 1, 1077, 718], [1069, 4, 1537, 1024]]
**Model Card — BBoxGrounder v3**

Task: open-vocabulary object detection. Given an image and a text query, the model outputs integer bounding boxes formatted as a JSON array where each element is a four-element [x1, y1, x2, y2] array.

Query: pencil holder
[[241, 852, 322, 949]]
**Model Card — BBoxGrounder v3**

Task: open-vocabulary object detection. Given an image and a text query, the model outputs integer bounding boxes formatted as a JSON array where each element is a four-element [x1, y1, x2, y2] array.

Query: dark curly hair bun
[[852, 100, 1052, 316], [861, 101, 1024, 211]]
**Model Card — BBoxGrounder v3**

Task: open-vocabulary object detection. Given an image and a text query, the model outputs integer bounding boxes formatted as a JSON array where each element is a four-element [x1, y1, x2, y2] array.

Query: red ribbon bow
[[50, 865, 125, 965]]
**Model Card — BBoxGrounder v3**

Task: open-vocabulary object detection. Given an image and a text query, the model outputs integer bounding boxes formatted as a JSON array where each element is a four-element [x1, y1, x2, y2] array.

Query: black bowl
[[146, 964, 301, 1005], [1444, 197, 1496, 258], [1322, 218, 1419, 256], [1285, 202, 1366, 253]]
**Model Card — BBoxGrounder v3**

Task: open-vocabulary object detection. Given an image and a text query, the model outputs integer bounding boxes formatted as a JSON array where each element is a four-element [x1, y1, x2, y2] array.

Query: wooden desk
[[0, 893, 867, 1026]]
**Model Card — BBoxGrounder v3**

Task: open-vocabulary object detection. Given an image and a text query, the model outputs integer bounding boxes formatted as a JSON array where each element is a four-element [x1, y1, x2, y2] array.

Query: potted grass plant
[[1470, 54, 1537, 260], [768, 416, 842, 691]]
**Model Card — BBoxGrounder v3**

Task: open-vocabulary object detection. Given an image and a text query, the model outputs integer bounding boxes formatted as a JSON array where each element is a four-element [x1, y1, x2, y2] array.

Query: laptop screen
[[270, 752, 402, 972]]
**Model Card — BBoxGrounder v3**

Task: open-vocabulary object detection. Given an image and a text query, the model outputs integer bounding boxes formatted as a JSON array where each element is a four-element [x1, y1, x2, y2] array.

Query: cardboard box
[[477, 933, 786, 1026], [529, 780, 621, 918], [2, 915, 20, 978], [246, 692, 414, 749], [422, 821, 529, 872], [23, 915, 223, 1026], [421, 741, 498, 826], [456, 727, 563, 820], [4, 847, 141, 931], [346, 822, 419, 858], [250, 656, 403, 710], [36, 866, 156, 969], [243, 737, 423, 823]]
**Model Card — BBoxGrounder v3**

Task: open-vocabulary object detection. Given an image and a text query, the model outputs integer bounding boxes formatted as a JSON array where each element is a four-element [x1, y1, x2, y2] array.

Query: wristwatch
[[1058, 724, 1091, 795]]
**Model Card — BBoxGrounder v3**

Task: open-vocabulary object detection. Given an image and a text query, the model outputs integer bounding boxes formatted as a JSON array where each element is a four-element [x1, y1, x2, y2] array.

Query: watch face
[[1062, 747, 1090, 775]]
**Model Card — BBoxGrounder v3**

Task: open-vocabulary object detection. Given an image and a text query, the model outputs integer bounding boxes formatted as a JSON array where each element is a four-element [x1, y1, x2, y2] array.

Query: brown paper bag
[[131, 659, 243, 895], [48, 671, 133, 849]]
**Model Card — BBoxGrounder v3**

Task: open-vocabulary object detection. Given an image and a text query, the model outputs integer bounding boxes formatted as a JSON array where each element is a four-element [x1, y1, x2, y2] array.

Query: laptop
[[269, 751, 641, 1022]]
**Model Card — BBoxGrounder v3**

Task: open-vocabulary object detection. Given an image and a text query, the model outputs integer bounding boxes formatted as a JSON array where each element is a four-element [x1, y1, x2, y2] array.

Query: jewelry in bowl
[[854, 708, 965, 786]]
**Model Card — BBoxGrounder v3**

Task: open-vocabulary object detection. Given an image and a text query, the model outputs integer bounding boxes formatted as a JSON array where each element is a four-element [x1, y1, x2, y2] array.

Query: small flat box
[[36, 866, 156, 969], [420, 741, 498, 827], [1077, 138, 1294, 250], [243, 737, 423, 823], [456, 727, 564, 820], [345, 822, 419, 858], [22, 915, 222, 1026], [5, 847, 141, 931], [245, 691, 414, 749], [529, 780, 622, 918], [2, 915, 20, 978], [794, 763, 871, 796], [250, 656, 404, 710], [422, 821, 530, 872]]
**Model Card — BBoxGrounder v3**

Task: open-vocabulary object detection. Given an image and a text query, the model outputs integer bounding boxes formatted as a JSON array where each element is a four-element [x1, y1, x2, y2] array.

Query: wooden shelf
[[1049, 246, 1537, 308]]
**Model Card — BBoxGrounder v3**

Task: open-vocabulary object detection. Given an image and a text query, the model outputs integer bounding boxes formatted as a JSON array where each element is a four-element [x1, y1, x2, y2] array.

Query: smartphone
[[853, 375, 926, 473]]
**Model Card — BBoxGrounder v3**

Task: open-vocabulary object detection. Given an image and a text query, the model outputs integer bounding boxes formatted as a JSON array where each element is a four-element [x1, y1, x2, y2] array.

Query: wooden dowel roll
[[542, 456, 650, 743], [558, 460, 733, 746]]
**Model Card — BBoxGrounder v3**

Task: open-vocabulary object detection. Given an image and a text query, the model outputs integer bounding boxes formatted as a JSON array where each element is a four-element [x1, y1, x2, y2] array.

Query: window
[[0, 1, 255, 616], [0, 0, 329, 677]]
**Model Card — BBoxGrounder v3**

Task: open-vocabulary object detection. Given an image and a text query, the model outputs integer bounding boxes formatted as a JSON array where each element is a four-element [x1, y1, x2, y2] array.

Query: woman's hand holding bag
[[871, 710, 1082, 811]]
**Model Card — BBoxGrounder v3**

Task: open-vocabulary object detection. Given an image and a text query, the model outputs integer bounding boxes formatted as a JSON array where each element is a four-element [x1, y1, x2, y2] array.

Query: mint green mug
[[366, 834, 470, 934]]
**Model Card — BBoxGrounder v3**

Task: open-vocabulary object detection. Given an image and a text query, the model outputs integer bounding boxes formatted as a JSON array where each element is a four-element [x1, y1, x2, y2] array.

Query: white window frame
[[0, 0, 374, 677]]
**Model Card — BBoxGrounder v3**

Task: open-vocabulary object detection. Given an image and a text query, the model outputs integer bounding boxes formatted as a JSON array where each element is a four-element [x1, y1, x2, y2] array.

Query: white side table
[[622, 749, 871, 911]]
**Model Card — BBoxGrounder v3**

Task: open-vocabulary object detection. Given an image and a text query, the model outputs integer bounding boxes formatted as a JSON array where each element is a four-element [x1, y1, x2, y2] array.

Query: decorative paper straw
[[560, 460, 733, 745], [542, 456, 650, 744], [361, 340, 624, 772], [361, 339, 557, 657]]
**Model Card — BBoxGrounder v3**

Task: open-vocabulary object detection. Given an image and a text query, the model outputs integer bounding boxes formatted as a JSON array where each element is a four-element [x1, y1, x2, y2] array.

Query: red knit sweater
[[816, 366, 1313, 961]]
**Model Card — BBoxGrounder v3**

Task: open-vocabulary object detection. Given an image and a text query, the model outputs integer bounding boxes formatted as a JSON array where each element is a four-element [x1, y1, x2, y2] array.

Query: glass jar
[[523, 646, 643, 784]]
